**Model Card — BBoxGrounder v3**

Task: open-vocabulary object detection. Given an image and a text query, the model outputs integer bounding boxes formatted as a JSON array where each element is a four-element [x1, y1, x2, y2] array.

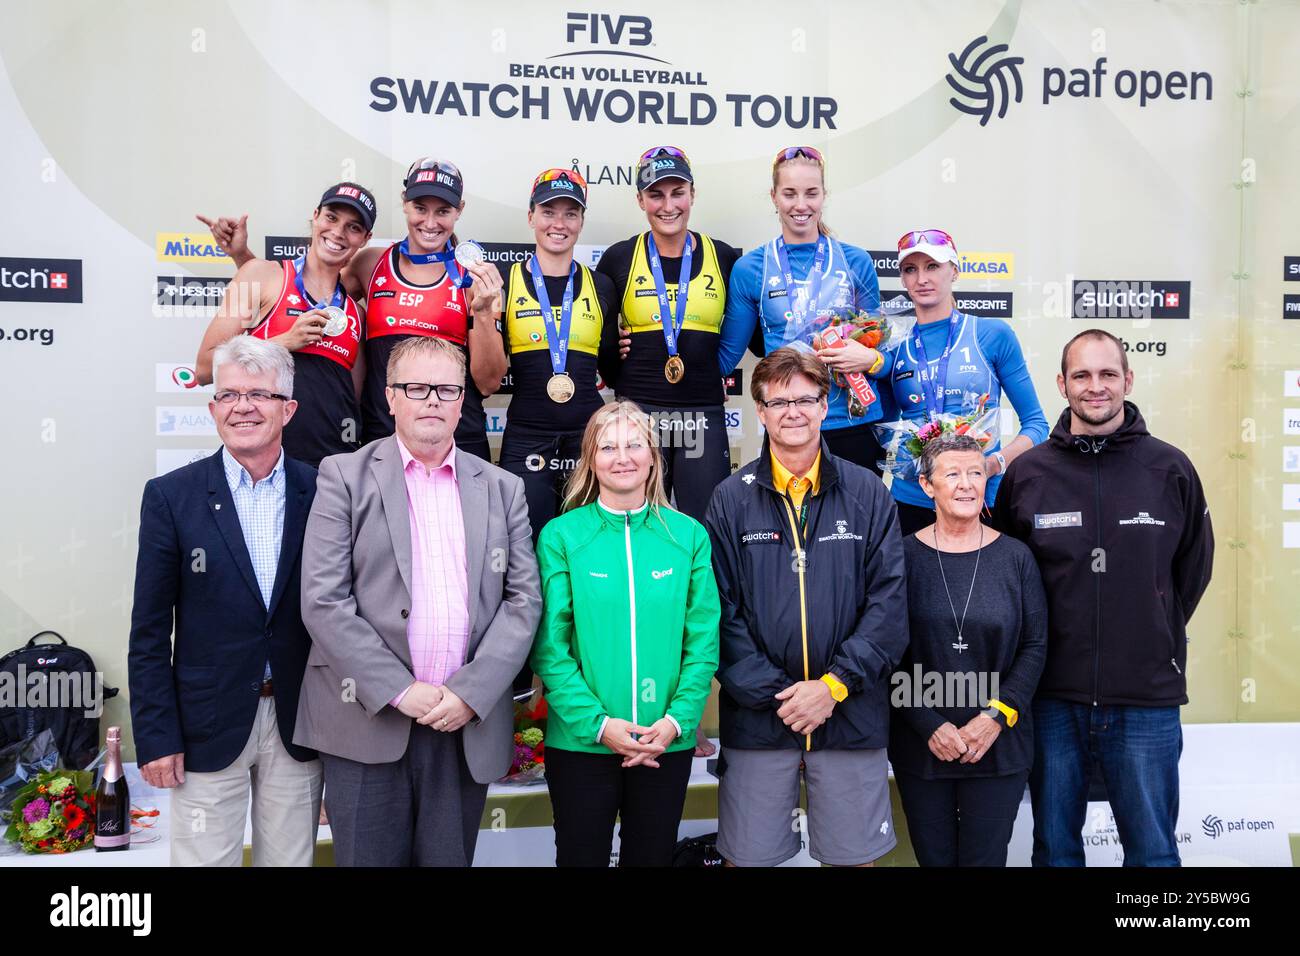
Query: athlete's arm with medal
[[194, 185, 374, 385], [457, 239, 507, 395]]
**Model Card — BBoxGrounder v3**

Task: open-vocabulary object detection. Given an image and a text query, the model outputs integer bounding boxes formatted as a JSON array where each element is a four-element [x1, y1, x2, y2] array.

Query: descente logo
[[49, 886, 151, 936]]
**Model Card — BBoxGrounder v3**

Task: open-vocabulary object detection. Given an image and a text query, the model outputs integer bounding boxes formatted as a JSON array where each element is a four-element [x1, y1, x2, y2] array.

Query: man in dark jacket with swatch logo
[[993, 329, 1214, 867], [704, 347, 908, 867]]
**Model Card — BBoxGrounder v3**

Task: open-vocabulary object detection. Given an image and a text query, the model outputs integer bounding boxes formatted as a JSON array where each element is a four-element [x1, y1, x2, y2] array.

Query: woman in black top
[[889, 433, 1048, 867], [595, 147, 741, 522]]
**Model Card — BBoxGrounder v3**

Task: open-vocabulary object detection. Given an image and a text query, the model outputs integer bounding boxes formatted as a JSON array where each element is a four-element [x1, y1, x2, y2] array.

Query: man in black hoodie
[[992, 329, 1213, 866]]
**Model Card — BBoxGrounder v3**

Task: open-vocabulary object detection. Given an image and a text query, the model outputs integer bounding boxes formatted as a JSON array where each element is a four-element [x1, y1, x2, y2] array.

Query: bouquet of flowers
[[874, 392, 1001, 481], [4, 769, 96, 854], [500, 692, 547, 785], [785, 307, 914, 419]]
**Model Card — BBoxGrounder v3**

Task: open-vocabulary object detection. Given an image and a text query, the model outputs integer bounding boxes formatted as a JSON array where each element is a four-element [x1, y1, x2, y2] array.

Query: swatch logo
[[0, 257, 83, 303], [1072, 280, 1191, 320]]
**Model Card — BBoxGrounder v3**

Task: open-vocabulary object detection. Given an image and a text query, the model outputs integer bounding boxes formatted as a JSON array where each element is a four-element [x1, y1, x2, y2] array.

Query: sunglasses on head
[[638, 145, 691, 166], [532, 167, 588, 191], [772, 146, 825, 170], [897, 229, 957, 253], [405, 157, 461, 184]]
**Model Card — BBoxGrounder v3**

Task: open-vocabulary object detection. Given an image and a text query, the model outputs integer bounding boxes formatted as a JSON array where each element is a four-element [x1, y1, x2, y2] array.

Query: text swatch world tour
[[370, 78, 839, 129]]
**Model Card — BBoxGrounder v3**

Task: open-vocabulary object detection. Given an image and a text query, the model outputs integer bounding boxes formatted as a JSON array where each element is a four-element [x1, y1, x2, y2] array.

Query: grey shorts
[[716, 747, 896, 867]]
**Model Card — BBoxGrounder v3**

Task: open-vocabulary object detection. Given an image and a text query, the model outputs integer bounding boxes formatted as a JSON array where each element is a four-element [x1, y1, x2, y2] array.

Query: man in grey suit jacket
[[295, 336, 540, 866]]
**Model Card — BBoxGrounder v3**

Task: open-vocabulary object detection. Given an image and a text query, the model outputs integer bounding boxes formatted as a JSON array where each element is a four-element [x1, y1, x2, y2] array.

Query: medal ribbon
[[292, 256, 344, 311], [399, 239, 470, 289], [773, 236, 827, 330], [646, 232, 693, 358], [911, 311, 961, 422], [529, 254, 576, 378]]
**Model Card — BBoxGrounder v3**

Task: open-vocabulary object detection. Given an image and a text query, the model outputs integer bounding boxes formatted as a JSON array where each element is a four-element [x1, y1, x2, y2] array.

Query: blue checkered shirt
[[222, 447, 285, 679]]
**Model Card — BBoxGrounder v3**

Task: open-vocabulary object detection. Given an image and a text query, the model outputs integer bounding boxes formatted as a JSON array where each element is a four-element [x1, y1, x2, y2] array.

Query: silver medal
[[454, 241, 485, 269], [320, 305, 348, 337]]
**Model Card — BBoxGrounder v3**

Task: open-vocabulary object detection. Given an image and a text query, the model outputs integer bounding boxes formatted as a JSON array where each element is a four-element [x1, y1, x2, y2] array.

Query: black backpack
[[0, 631, 119, 771], [672, 832, 725, 867]]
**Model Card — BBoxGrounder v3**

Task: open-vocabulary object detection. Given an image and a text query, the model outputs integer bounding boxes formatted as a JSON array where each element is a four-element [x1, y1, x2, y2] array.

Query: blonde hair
[[771, 154, 833, 238], [563, 401, 671, 515], [385, 335, 467, 384]]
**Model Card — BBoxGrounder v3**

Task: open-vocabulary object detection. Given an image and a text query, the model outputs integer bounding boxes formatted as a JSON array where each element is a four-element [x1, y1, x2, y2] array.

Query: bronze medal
[[546, 373, 575, 403], [664, 355, 686, 384]]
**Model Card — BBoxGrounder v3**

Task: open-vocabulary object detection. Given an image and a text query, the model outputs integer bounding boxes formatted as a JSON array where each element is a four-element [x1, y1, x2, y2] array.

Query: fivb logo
[[565, 12, 652, 47]]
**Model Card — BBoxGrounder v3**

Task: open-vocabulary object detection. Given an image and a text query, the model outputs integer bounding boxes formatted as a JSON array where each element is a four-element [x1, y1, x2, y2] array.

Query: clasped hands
[[600, 717, 679, 769], [928, 713, 1001, 764], [775, 679, 837, 735], [397, 681, 475, 732]]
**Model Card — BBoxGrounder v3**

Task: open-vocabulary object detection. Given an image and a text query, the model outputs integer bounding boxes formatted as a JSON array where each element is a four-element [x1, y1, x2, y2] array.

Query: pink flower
[[23, 798, 50, 823]]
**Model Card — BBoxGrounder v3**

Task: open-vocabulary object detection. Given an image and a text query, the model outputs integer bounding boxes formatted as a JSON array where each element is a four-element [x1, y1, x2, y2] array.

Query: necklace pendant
[[952, 636, 969, 654]]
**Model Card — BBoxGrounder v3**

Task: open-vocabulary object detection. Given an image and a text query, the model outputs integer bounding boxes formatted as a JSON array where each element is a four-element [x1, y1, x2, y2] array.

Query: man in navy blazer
[[129, 336, 323, 866]]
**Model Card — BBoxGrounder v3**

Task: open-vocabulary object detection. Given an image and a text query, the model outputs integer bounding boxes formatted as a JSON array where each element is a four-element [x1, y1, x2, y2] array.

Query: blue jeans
[[1029, 698, 1182, 867]]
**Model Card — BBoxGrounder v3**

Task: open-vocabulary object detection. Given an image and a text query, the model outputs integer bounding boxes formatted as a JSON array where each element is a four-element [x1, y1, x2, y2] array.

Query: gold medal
[[546, 373, 575, 403], [664, 355, 686, 384]]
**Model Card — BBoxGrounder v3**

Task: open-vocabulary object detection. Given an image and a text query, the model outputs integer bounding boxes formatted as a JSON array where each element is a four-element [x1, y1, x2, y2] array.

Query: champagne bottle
[[94, 726, 130, 851]]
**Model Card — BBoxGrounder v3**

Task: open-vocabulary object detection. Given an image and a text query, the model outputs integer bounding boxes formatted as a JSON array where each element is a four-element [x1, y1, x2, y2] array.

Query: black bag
[[0, 728, 60, 822], [672, 832, 725, 867], [0, 631, 119, 771]]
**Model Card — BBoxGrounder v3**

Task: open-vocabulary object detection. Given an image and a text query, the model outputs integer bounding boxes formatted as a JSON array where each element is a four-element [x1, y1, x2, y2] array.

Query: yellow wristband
[[820, 673, 849, 702], [867, 352, 885, 375], [987, 699, 1018, 727]]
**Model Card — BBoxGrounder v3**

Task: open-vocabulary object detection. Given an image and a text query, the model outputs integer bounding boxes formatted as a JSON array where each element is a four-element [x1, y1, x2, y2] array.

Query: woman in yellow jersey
[[595, 146, 742, 524], [495, 168, 619, 542]]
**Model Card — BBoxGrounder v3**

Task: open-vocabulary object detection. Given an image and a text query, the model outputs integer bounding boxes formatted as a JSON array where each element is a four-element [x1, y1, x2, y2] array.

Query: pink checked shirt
[[391, 437, 470, 706]]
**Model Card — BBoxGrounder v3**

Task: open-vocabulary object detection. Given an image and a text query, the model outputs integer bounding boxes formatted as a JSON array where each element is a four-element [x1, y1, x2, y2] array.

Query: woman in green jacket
[[530, 400, 721, 867]]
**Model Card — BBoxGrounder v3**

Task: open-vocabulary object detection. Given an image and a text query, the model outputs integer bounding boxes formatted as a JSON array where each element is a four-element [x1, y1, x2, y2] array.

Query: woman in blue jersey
[[875, 229, 1048, 535], [718, 146, 888, 474]]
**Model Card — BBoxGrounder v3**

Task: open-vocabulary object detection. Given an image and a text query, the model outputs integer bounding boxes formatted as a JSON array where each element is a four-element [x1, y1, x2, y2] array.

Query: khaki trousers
[[170, 697, 323, 866]]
